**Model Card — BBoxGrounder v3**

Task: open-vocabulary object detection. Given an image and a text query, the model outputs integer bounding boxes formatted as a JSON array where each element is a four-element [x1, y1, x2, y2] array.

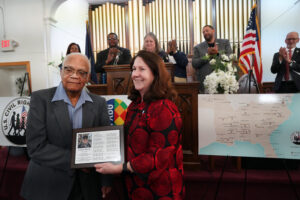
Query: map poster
[[198, 94, 300, 159]]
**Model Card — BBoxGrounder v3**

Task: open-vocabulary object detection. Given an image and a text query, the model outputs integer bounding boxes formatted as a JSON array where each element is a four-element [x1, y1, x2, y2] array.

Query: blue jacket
[[172, 51, 188, 78]]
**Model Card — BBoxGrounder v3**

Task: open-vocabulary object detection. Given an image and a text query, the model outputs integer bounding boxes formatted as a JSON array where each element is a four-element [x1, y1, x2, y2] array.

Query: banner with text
[[0, 95, 130, 147]]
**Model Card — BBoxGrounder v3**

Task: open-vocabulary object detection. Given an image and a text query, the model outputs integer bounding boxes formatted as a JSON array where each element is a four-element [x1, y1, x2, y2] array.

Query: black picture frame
[[71, 125, 124, 169]]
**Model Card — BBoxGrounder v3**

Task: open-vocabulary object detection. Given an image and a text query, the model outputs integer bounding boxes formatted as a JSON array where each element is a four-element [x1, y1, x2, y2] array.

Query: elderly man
[[271, 31, 300, 93], [192, 25, 232, 93], [95, 32, 132, 73], [21, 53, 111, 200]]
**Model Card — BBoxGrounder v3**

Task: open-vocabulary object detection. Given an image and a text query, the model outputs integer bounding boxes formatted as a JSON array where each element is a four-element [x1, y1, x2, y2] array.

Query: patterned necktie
[[285, 49, 292, 81]]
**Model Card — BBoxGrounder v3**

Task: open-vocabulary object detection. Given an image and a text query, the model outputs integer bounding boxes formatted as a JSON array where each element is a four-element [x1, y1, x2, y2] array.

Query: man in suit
[[95, 32, 132, 74], [21, 53, 112, 200], [192, 25, 232, 93], [271, 31, 300, 93]]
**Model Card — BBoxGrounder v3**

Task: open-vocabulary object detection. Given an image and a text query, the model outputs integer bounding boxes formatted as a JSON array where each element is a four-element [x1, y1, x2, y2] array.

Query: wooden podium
[[87, 64, 200, 168], [102, 64, 174, 94]]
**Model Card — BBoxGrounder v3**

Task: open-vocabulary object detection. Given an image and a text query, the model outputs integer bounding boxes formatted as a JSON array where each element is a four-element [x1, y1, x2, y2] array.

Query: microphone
[[113, 51, 122, 65]]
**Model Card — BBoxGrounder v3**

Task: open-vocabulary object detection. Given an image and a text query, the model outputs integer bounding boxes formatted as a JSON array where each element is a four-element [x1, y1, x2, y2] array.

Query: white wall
[[261, 0, 300, 82], [0, 0, 47, 92], [0, 0, 88, 92], [50, 0, 88, 71]]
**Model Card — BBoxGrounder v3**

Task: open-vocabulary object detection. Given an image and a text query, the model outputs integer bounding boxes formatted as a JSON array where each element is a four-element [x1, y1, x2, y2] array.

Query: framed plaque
[[71, 125, 124, 168]]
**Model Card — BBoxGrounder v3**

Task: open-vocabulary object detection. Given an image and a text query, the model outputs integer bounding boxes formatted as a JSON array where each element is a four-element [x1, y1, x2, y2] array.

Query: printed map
[[198, 94, 300, 159]]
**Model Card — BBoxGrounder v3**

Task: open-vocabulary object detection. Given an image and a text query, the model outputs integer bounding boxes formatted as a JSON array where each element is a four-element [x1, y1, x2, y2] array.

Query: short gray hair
[[63, 53, 91, 74]]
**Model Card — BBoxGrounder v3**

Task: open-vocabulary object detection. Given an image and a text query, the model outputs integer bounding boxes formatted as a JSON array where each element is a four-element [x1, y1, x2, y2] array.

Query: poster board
[[198, 94, 300, 160], [0, 95, 130, 147]]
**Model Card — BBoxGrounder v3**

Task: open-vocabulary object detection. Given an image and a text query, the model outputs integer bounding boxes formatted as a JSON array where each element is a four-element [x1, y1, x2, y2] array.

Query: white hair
[[63, 53, 91, 74]]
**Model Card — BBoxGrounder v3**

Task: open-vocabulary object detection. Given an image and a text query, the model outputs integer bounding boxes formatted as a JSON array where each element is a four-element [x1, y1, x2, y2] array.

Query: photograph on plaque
[[71, 125, 124, 168]]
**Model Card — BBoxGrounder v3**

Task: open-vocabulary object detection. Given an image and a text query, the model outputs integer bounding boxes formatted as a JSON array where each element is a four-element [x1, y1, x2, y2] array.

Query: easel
[[0, 72, 31, 190], [210, 66, 261, 199], [246, 68, 260, 93], [282, 159, 300, 200], [20, 72, 31, 96]]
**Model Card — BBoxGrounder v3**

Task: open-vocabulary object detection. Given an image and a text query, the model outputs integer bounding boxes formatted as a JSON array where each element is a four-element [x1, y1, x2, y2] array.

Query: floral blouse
[[124, 98, 185, 200]]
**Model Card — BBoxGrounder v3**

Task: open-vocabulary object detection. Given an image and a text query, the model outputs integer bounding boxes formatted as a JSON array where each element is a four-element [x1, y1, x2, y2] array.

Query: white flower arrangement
[[203, 52, 239, 94]]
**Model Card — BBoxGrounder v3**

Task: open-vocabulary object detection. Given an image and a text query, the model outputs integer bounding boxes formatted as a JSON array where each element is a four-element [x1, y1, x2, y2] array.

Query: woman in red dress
[[95, 50, 185, 200]]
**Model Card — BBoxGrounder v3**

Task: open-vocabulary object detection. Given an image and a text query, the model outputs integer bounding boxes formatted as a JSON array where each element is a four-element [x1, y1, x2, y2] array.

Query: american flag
[[238, 4, 263, 84], [20, 105, 28, 129]]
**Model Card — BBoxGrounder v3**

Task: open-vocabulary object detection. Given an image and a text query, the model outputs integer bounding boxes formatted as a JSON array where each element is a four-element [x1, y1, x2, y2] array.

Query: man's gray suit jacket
[[21, 87, 111, 200], [192, 39, 232, 93]]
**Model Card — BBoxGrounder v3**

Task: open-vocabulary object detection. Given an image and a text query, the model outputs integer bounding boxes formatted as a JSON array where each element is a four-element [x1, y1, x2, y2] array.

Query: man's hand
[[106, 48, 120, 64], [101, 186, 112, 199], [279, 47, 287, 62], [207, 44, 218, 55]]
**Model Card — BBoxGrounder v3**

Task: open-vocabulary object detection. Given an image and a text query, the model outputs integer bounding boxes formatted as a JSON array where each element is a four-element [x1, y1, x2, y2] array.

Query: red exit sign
[[1, 39, 16, 51], [1, 40, 10, 48]]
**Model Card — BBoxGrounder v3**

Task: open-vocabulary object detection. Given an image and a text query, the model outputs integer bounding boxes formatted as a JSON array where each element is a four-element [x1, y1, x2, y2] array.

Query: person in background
[[67, 43, 81, 54], [143, 32, 169, 62], [192, 25, 232, 93], [58, 42, 81, 69], [95, 32, 132, 73], [94, 50, 185, 200], [271, 31, 300, 93], [21, 53, 112, 200], [167, 40, 189, 83]]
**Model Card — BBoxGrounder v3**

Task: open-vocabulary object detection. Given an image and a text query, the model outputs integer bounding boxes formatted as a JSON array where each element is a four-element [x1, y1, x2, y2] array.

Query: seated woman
[[94, 50, 185, 200], [143, 32, 168, 62]]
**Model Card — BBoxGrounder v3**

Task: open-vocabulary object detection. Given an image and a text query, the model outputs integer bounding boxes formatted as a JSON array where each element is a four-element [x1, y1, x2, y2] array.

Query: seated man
[[95, 32, 132, 74], [167, 40, 189, 83]]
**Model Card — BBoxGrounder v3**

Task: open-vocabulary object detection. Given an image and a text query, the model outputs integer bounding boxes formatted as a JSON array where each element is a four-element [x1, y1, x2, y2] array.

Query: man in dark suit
[[271, 32, 300, 93], [21, 53, 112, 200], [192, 25, 232, 93], [95, 32, 132, 73]]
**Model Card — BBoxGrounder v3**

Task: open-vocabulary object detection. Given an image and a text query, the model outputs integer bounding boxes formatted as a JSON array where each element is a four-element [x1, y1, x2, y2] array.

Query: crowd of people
[[20, 25, 300, 200]]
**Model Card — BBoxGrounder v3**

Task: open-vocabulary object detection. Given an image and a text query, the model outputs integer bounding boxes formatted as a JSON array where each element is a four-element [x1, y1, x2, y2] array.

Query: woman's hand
[[94, 163, 122, 174]]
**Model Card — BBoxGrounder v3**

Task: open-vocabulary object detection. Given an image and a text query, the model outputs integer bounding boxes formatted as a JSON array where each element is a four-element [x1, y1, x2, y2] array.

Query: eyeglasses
[[286, 38, 299, 41], [108, 37, 118, 41], [63, 66, 88, 79]]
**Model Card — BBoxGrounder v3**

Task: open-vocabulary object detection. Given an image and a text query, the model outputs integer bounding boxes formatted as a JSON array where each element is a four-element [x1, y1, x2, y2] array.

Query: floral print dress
[[124, 98, 185, 200]]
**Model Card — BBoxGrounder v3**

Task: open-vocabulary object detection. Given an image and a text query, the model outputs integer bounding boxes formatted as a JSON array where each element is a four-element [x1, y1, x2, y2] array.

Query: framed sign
[[71, 125, 124, 168]]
